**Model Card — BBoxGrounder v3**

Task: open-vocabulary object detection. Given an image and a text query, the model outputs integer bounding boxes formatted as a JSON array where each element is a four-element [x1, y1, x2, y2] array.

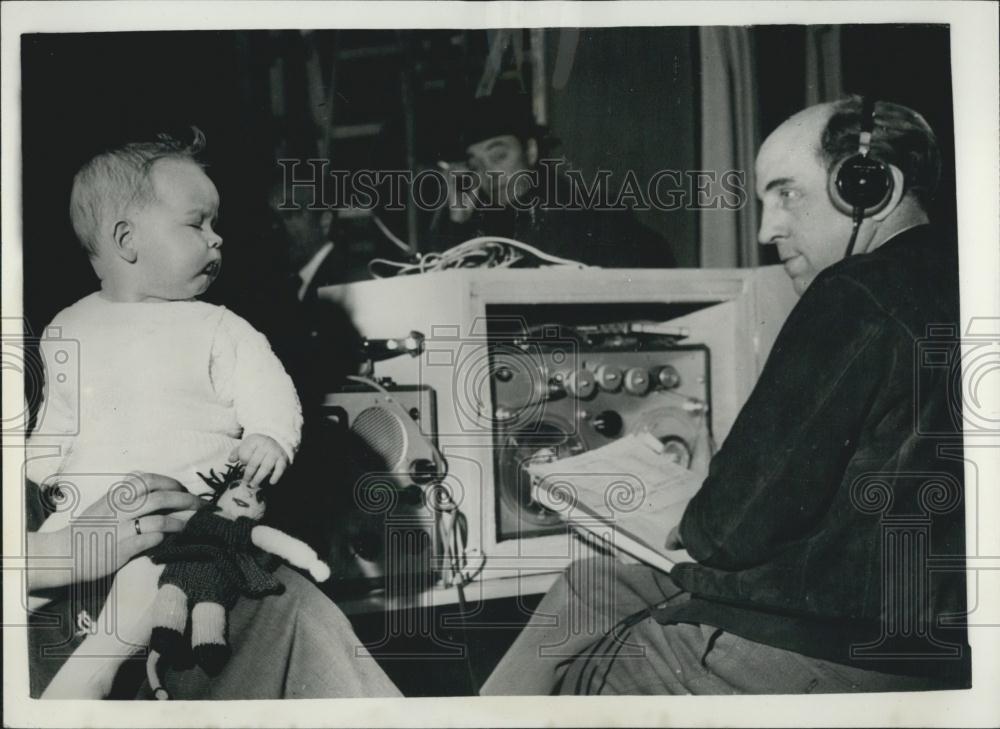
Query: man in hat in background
[[432, 89, 676, 268]]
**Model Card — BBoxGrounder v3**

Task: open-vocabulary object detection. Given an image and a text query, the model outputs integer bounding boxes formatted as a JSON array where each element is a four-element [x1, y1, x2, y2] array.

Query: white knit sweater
[[26, 293, 302, 531]]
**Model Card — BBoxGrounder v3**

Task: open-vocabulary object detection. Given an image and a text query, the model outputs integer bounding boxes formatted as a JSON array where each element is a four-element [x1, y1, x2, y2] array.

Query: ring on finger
[[134, 518, 142, 536]]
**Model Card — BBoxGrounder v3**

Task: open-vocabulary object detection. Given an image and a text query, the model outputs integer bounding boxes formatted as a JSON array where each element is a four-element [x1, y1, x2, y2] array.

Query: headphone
[[827, 97, 894, 257]]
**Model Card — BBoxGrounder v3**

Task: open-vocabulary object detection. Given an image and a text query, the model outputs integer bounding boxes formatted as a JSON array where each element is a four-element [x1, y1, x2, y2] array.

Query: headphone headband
[[857, 96, 876, 156], [828, 96, 894, 218], [860, 96, 877, 136]]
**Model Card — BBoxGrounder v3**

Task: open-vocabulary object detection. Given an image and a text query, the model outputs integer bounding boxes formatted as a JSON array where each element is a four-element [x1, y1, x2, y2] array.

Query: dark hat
[[458, 88, 544, 150]]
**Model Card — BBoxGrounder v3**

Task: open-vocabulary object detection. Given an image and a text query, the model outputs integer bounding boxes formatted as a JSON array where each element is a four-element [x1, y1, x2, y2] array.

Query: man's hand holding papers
[[528, 430, 707, 573]]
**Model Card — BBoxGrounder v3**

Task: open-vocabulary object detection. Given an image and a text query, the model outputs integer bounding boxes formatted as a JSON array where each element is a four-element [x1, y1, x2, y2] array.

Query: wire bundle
[[368, 235, 592, 278]]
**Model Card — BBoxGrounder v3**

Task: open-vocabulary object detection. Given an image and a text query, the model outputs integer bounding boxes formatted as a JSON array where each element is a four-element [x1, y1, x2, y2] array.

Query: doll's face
[[216, 480, 267, 521]]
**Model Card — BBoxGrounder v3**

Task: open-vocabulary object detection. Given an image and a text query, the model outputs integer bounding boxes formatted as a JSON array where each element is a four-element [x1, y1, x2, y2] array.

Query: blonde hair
[[69, 127, 206, 256]]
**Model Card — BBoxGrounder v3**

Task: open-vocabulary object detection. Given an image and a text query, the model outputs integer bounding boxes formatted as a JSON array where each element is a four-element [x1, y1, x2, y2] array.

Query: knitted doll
[[146, 463, 330, 699]]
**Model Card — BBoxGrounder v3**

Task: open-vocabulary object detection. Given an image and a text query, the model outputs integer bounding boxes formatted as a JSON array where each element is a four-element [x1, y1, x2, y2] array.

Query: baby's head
[[70, 128, 223, 302]]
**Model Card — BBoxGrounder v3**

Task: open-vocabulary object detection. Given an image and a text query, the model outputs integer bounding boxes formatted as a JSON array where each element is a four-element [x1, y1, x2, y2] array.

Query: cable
[[429, 480, 485, 694], [367, 235, 592, 278], [454, 579, 481, 695], [466, 236, 590, 268], [371, 213, 415, 255], [345, 374, 391, 394], [367, 256, 412, 279], [844, 208, 864, 258], [573, 587, 686, 695], [432, 482, 486, 586]]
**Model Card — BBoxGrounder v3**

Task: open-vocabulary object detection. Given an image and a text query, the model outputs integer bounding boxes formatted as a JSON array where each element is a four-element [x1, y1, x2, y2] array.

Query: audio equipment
[[828, 97, 895, 257], [361, 331, 426, 363], [490, 341, 709, 541], [319, 384, 443, 598], [319, 265, 797, 594]]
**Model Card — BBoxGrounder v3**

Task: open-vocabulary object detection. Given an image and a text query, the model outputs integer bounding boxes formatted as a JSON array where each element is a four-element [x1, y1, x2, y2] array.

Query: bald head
[[756, 103, 835, 181]]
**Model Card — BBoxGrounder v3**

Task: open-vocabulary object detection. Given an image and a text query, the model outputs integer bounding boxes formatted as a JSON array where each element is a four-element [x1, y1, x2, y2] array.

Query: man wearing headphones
[[482, 97, 969, 695]]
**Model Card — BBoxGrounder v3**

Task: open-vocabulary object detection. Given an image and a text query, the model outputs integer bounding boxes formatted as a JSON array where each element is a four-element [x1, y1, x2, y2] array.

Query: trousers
[[481, 557, 942, 695], [29, 565, 401, 699]]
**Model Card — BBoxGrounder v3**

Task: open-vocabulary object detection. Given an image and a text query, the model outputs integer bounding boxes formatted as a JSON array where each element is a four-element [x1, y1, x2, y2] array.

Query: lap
[[30, 564, 400, 699], [151, 565, 399, 699], [146, 565, 400, 699], [561, 556, 687, 626], [494, 557, 940, 696], [556, 565, 945, 695], [481, 557, 687, 695]]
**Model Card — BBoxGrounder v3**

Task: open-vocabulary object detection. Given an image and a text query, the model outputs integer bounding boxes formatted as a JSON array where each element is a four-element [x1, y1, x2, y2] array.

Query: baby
[[27, 128, 302, 531], [29, 130, 306, 698]]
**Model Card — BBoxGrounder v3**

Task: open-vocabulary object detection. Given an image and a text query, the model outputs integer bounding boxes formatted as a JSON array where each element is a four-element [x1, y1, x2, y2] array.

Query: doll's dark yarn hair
[[196, 463, 249, 505]]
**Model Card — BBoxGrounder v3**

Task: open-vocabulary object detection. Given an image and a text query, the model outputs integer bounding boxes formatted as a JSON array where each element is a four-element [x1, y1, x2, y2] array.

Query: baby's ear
[[112, 219, 139, 263]]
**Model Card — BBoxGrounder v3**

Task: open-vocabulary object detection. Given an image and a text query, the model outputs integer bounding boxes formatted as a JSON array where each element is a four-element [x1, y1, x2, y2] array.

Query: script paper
[[529, 433, 704, 572]]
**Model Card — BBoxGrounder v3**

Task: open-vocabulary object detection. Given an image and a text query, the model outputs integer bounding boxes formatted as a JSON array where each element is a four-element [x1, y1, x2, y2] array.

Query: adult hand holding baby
[[31, 472, 203, 699], [27, 472, 203, 591]]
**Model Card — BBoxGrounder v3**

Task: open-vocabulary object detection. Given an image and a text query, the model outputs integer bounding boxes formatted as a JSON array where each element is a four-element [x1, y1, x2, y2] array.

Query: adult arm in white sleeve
[[24, 333, 81, 486]]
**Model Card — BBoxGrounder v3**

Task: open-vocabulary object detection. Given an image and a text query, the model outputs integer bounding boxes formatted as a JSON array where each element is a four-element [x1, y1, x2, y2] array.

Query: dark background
[[21, 25, 955, 341]]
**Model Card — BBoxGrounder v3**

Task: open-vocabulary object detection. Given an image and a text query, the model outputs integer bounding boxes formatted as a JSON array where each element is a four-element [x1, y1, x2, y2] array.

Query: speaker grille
[[351, 406, 407, 470]]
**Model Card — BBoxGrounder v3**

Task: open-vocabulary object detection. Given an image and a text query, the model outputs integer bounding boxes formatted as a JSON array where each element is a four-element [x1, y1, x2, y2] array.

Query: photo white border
[[3, 2, 998, 727]]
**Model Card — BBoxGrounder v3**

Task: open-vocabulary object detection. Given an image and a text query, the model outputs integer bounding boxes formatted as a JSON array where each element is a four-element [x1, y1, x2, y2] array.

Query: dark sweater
[[666, 224, 969, 684]]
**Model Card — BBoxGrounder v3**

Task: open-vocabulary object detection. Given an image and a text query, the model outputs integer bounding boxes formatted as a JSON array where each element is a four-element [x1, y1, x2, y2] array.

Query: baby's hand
[[230, 434, 289, 487]]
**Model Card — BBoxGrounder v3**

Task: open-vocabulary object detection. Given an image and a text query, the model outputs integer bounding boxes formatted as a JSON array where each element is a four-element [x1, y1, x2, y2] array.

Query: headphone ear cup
[[828, 154, 895, 216]]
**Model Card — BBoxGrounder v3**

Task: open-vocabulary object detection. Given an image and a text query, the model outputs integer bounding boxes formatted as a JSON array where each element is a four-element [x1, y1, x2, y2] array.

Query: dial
[[623, 367, 650, 395], [590, 410, 624, 438], [594, 364, 623, 392], [654, 365, 681, 390], [564, 368, 596, 399]]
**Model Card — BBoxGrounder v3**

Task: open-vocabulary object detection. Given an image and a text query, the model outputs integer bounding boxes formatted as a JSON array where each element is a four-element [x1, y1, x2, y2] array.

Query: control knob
[[594, 364, 623, 392], [562, 369, 596, 399], [590, 410, 624, 438], [654, 365, 682, 390], [623, 367, 650, 395]]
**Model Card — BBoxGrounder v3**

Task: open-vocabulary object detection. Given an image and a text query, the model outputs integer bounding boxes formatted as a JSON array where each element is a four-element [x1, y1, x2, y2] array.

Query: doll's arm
[[251, 525, 330, 582]]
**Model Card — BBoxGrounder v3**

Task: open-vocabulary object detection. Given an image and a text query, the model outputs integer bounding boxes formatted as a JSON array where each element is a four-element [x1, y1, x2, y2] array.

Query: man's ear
[[872, 164, 906, 221], [111, 219, 138, 263], [525, 138, 539, 167]]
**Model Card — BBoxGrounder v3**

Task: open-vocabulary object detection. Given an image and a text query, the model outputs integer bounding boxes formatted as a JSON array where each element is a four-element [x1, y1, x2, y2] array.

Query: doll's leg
[[42, 557, 163, 698], [150, 583, 189, 659], [191, 601, 230, 675]]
